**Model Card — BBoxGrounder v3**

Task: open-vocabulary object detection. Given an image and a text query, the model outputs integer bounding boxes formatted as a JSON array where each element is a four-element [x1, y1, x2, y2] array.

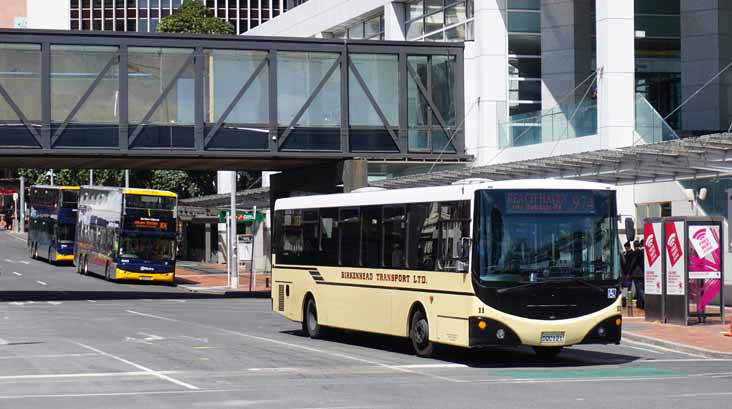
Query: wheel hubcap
[[414, 321, 427, 345]]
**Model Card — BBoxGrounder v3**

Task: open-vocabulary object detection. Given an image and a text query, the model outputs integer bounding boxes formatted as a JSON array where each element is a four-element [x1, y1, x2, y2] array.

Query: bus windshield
[[119, 236, 176, 261], [57, 223, 76, 243], [474, 189, 618, 283]]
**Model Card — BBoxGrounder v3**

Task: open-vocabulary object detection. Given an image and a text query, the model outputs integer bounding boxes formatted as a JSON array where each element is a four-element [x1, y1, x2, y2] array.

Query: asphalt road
[[1, 230, 731, 409]]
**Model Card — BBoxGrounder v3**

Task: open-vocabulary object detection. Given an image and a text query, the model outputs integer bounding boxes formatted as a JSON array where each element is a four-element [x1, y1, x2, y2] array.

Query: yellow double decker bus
[[272, 179, 623, 358]]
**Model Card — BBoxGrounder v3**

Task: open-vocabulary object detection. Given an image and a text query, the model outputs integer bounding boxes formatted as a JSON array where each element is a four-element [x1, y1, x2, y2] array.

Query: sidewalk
[[622, 306, 732, 358], [175, 261, 271, 295]]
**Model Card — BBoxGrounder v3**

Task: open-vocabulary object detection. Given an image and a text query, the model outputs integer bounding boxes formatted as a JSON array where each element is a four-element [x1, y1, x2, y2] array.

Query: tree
[[157, 0, 235, 35]]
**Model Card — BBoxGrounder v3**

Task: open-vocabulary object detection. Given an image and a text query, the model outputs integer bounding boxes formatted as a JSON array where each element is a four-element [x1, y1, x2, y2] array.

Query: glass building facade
[[69, 0, 287, 34], [327, 13, 385, 41], [404, 0, 474, 42]]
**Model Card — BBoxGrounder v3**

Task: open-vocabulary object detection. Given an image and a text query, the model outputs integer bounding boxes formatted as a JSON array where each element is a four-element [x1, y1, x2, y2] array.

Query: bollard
[[627, 291, 634, 317]]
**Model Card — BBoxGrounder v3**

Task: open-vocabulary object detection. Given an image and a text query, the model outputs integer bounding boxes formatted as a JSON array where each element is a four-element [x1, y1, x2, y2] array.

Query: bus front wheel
[[533, 346, 563, 359], [410, 309, 435, 358], [303, 298, 322, 339]]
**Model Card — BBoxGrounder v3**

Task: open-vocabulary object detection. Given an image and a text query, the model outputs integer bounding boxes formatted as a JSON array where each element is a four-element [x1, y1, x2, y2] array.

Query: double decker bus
[[75, 187, 178, 283], [272, 179, 622, 358], [28, 185, 79, 264]]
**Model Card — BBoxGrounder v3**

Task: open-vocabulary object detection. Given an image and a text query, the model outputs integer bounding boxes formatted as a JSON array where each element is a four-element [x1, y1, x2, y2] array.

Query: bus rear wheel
[[303, 298, 322, 339], [533, 346, 563, 359], [410, 309, 435, 358], [47, 247, 55, 265]]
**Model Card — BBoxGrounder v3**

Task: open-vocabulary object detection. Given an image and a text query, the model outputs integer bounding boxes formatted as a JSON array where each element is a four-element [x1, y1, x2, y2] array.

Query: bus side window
[[437, 201, 471, 272], [339, 208, 360, 267], [361, 205, 382, 268], [407, 202, 438, 271], [281, 209, 303, 265], [383, 205, 406, 269], [302, 210, 319, 265], [319, 208, 338, 266]]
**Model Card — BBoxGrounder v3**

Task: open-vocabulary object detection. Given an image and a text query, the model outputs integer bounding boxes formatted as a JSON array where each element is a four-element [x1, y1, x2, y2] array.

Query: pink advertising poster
[[644, 222, 663, 295], [688, 225, 722, 313], [665, 221, 685, 296], [688, 225, 721, 279]]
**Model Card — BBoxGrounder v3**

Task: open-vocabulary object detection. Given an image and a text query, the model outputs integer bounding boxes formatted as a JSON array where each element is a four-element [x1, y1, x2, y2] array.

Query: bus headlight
[[496, 329, 505, 340], [597, 326, 606, 337]]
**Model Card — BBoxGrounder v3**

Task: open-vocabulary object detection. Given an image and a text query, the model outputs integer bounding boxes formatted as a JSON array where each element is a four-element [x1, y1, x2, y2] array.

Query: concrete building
[[1, 0, 287, 34], [245, 0, 732, 224]]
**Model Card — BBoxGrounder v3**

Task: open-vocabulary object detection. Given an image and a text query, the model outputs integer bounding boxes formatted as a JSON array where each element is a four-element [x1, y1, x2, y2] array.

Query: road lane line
[[619, 344, 663, 355], [124, 310, 459, 383], [622, 339, 706, 358], [0, 371, 180, 381], [125, 310, 179, 322], [19, 261, 29, 265], [35, 281, 47, 286], [0, 353, 98, 360], [640, 358, 732, 363], [4, 259, 13, 263], [12, 272, 21, 276], [0, 339, 8, 345], [0, 389, 235, 400], [73, 341, 199, 390], [388, 363, 468, 369]]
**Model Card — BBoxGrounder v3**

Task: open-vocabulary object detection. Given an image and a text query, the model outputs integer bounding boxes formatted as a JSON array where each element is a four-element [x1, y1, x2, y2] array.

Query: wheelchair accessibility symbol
[[607, 288, 617, 299]]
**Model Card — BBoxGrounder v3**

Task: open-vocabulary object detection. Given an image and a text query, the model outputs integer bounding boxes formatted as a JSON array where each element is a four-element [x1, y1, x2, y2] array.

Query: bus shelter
[[643, 217, 725, 325]]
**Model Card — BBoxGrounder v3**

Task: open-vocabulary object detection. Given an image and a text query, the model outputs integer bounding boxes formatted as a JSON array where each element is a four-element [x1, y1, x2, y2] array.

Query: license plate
[[140, 276, 152, 281], [540, 332, 565, 344]]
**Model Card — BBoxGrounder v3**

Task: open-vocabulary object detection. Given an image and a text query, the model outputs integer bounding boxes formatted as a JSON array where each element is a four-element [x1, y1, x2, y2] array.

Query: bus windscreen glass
[[474, 189, 618, 283], [119, 236, 175, 261]]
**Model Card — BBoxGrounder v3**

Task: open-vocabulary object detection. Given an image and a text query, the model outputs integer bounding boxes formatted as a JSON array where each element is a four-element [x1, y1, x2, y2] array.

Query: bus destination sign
[[133, 217, 168, 231], [506, 191, 596, 214]]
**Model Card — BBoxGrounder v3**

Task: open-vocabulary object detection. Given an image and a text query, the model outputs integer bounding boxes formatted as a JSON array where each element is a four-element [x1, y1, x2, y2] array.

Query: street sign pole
[[250, 205, 256, 292], [229, 171, 238, 289]]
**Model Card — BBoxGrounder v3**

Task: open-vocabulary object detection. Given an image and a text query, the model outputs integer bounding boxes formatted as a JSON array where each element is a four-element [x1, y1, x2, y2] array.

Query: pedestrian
[[621, 241, 633, 306], [632, 240, 645, 309]]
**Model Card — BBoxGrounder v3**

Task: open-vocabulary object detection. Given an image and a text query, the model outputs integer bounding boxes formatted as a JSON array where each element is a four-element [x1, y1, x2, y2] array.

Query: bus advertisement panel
[[272, 180, 622, 359], [28, 185, 79, 264], [75, 187, 177, 283]]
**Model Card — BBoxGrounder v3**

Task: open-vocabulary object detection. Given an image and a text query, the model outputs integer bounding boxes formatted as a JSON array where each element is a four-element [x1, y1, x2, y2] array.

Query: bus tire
[[532, 346, 563, 359], [303, 297, 322, 339], [82, 256, 89, 276], [104, 263, 110, 281], [410, 309, 435, 358], [47, 247, 55, 266], [32, 243, 38, 260]]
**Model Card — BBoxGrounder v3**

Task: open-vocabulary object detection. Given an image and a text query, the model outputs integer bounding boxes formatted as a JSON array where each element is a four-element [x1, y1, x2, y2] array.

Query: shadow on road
[[0, 290, 270, 302], [282, 329, 642, 368]]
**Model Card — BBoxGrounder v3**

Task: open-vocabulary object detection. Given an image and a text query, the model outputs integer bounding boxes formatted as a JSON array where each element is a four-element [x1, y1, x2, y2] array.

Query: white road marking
[[124, 310, 459, 383], [19, 261, 29, 265], [87, 300, 96, 303], [139, 333, 164, 342], [125, 310, 179, 322], [4, 259, 13, 263], [0, 338, 8, 345], [248, 367, 298, 372], [47, 301, 62, 306], [388, 363, 468, 369], [620, 344, 663, 355], [8, 302, 24, 306], [622, 338, 706, 358], [0, 389, 235, 400], [640, 358, 732, 363], [73, 341, 199, 390], [0, 370, 180, 381], [12, 272, 21, 276], [0, 353, 98, 360], [35, 281, 47, 286]]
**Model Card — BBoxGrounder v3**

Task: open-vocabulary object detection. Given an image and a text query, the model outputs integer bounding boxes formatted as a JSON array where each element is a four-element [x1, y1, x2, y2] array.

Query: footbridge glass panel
[[0, 30, 465, 167]]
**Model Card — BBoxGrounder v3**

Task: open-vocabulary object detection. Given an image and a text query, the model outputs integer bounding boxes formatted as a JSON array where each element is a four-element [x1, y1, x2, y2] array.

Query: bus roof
[[274, 179, 615, 211], [77, 186, 177, 198], [31, 185, 80, 190]]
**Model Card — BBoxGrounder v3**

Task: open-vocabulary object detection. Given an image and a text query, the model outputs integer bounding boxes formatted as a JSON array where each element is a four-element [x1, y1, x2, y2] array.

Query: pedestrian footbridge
[[0, 30, 466, 170]]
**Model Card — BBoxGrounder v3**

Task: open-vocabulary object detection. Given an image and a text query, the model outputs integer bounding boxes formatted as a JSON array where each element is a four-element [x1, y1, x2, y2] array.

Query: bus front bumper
[[114, 268, 174, 283], [55, 254, 74, 262], [468, 315, 623, 348]]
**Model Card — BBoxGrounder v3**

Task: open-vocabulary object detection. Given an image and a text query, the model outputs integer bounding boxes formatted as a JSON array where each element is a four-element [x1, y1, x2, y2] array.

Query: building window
[[507, 0, 541, 117], [404, 0, 474, 42], [325, 13, 385, 41]]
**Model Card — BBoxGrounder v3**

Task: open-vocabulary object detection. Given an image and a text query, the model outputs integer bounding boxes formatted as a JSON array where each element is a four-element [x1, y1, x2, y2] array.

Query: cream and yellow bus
[[272, 179, 622, 358]]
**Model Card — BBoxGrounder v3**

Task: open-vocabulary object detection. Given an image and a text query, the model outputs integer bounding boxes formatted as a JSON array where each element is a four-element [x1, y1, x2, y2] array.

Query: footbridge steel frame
[[0, 29, 465, 170]]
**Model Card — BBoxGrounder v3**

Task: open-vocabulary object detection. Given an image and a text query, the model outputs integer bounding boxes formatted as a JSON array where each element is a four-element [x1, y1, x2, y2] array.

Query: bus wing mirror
[[624, 217, 635, 243], [459, 237, 472, 260]]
